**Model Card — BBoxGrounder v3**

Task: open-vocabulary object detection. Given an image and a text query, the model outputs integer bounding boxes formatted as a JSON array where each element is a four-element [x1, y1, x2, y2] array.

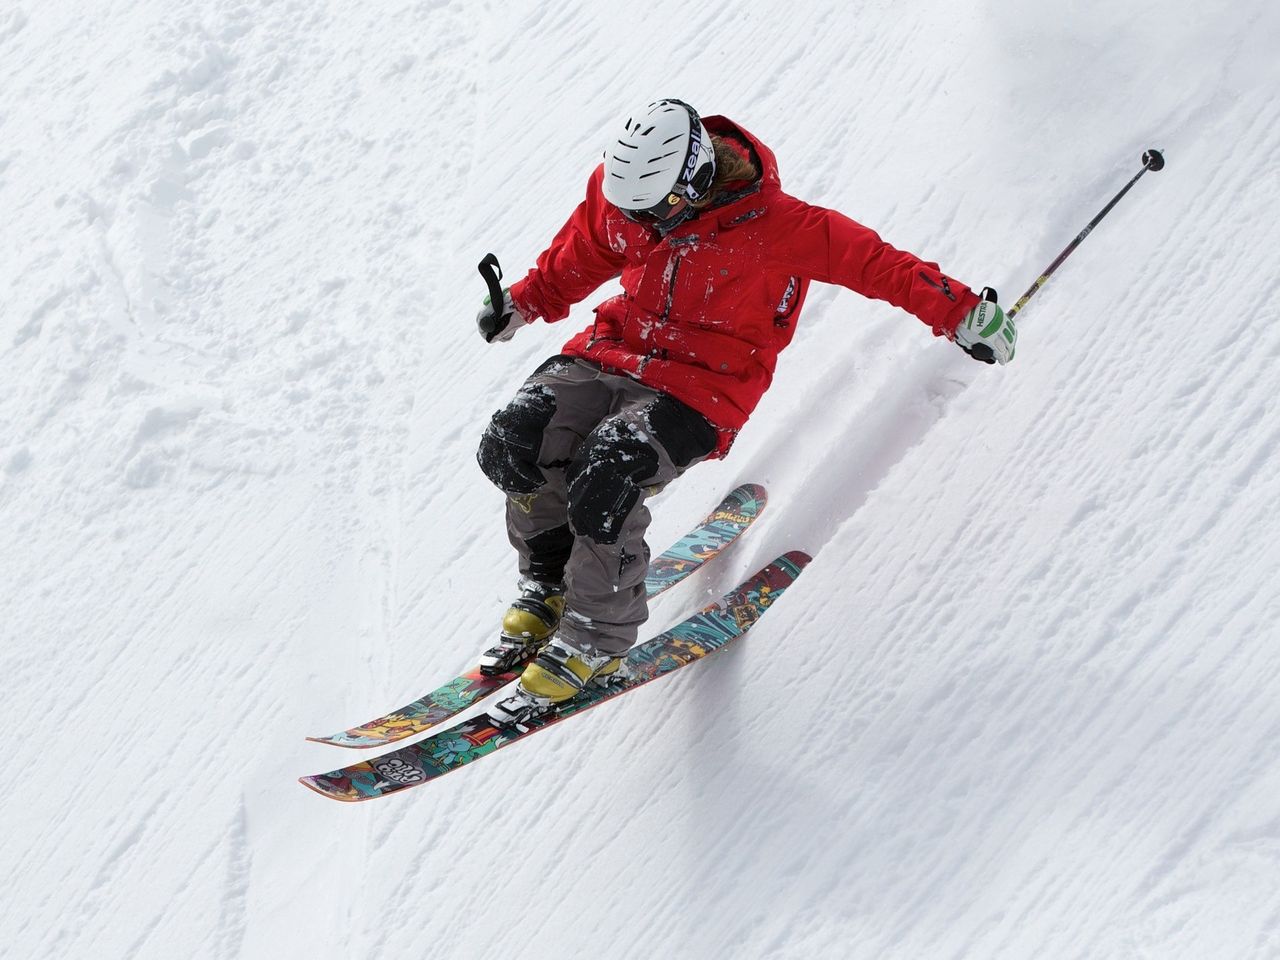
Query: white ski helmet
[[602, 99, 717, 216]]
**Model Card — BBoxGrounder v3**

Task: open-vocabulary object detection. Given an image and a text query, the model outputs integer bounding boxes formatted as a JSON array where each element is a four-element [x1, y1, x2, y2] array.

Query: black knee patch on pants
[[476, 383, 556, 494], [643, 395, 718, 468], [566, 423, 659, 545], [524, 523, 573, 583]]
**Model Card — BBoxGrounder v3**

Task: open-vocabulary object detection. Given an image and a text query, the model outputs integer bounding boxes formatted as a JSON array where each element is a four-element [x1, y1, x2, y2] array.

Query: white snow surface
[[4, 2, 1280, 958]]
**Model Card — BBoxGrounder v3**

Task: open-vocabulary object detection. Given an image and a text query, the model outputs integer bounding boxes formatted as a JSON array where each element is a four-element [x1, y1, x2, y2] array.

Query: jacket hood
[[703, 115, 783, 197]]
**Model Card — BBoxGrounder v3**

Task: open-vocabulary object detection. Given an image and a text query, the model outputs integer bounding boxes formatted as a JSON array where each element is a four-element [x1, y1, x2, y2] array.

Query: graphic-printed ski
[[307, 483, 767, 748], [300, 551, 809, 802], [642, 482, 766, 596]]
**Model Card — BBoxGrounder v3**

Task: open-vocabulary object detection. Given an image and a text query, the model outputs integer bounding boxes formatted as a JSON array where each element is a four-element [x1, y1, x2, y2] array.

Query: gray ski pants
[[477, 357, 719, 657]]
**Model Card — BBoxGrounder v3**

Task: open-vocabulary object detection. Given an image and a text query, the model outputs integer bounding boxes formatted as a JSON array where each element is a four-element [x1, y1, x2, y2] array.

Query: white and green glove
[[953, 288, 1017, 365], [477, 287, 531, 344]]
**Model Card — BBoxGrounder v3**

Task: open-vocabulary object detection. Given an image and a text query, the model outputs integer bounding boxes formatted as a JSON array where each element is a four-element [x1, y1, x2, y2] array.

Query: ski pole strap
[[477, 253, 506, 337], [1006, 149, 1164, 320]]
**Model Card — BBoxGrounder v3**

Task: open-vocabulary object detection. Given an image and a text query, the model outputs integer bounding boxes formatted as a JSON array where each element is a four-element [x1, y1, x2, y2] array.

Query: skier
[[474, 99, 1016, 713]]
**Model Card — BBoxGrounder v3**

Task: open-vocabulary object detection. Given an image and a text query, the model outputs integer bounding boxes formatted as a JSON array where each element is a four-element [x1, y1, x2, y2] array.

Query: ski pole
[[1006, 149, 1165, 320], [477, 253, 506, 339]]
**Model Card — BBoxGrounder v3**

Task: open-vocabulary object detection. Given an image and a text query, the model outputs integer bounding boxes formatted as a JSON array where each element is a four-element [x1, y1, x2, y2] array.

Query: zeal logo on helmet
[[601, 99, 717, 233], [682, 122, 704, 184]]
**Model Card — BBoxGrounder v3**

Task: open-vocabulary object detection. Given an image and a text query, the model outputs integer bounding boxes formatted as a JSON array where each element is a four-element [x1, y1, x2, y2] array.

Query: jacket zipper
[[634, 255, 682, 377], [641, 255, 682, 370], [658, 255, 682, 341]]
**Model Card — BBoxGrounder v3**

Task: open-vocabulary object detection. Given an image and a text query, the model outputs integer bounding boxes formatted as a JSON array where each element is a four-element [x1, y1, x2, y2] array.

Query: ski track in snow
[[3, 1, 1280, 958]]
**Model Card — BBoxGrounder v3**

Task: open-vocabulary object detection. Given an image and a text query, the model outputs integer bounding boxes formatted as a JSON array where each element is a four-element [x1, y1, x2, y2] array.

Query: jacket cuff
[[933, 288, 980, 338], [509, 278, 543, 324]]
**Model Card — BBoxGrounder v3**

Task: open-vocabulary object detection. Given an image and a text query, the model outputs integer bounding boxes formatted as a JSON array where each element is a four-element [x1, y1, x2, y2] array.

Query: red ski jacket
[[510, 117, 979, 456]]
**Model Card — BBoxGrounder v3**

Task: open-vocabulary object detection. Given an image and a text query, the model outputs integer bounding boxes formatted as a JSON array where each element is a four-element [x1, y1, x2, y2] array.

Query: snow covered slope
[[3, 1, 1279, 957]]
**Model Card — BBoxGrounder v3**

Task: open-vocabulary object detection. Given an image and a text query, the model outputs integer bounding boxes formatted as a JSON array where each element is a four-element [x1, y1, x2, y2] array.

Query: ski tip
[[305, 734, 378, 749], [730, 482, 767, 510], [298, 776, 337, 799], [775, 550, 813, 573], [298, 775, 366, 802]]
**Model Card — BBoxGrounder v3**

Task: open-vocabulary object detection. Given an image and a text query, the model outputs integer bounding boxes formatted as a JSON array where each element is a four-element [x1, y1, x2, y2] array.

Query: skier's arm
[[769, 196, 979, 337], [509, 165, 628, 324]]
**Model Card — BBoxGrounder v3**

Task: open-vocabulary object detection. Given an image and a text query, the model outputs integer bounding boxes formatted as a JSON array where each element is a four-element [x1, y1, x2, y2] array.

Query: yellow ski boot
[[488, 636, 627, 728], [478, 580, 565, 676], [517, 637, 624, 704]]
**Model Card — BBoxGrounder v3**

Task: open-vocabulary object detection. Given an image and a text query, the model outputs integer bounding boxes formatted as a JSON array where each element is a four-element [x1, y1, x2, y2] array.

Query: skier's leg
[[476, 356, 610, 584], [558, 389, 719, 658], [475, 357, 618, 674]]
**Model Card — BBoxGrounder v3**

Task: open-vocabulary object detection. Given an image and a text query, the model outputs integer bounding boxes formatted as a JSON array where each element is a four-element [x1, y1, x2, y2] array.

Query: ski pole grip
[[477, 253, 505, 338]]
